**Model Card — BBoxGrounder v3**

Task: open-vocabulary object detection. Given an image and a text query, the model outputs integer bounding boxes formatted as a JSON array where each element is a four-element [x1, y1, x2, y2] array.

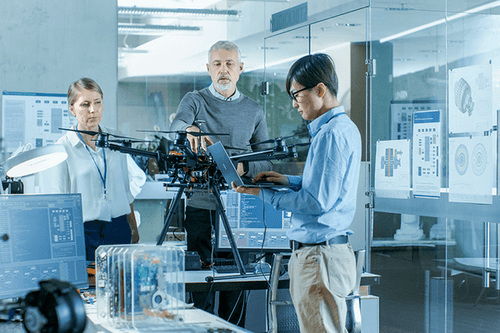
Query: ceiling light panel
[[118, 7, 240, 20], [118, 23, 201, 35]]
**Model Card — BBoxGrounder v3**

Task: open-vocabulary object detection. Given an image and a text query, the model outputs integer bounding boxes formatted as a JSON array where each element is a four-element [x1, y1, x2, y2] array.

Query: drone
[[58, 126, 310, 274], [59, 127, 219, 190], [60, 127, 310, 188]]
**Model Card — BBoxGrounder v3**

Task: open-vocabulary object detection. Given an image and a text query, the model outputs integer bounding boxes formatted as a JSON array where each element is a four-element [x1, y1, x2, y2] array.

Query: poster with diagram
[[449, 136, 493, 204], [447, 63, 497, 204], [375, 140, 410, 199], [390, 101, 445, 140], [448, 64, 498, 134], [412, 110, 441, 198], [1, 91, 75, 156]]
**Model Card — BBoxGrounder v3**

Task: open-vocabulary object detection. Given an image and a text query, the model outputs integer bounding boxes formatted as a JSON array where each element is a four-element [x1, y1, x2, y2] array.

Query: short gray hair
[[208, 40, 241, 63]]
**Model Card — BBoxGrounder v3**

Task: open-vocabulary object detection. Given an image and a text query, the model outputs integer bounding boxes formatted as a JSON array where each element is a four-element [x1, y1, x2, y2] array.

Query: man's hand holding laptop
[[231, 171, 289, 196]]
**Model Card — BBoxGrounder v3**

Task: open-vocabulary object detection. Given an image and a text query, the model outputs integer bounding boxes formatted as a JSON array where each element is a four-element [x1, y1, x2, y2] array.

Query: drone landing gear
[[156, 183, 262, 281]]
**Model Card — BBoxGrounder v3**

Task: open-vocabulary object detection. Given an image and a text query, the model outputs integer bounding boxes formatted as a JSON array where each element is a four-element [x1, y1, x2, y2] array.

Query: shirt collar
[[307, 105, 345, 138], [208, 83, 240, 101], [67, 126, 81, 147]]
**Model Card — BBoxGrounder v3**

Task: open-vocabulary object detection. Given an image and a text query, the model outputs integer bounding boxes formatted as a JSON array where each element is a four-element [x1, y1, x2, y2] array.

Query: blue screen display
[[0, 194, 88, 300], [218, 190, 291, 251]]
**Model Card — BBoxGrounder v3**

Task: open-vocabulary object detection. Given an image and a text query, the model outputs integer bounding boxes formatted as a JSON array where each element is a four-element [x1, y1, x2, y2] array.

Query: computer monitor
[[0, 194, 88, 300], [216, 190, 292, 252]]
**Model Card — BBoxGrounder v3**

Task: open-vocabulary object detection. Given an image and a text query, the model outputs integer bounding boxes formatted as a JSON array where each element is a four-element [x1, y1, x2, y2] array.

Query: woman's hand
[[131, 227, 140, 244], [127, 204, 140, 244]]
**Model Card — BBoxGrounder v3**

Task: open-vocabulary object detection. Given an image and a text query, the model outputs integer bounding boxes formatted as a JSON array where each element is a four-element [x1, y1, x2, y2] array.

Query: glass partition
[[369, 1, 500, 332], [116, 1, 500, 331], [263, 25, 310, 175]]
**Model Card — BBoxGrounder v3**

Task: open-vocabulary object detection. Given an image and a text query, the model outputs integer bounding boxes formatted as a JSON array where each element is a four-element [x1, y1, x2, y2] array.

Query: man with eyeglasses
[[233, 53, 362, 333]]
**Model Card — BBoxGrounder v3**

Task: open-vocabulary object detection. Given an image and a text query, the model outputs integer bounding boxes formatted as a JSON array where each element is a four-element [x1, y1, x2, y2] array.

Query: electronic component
[[95, 244, 185, 330]]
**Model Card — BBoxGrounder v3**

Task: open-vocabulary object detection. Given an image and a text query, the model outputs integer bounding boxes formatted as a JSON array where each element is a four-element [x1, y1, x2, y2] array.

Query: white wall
[[0, 0, 118, 136]]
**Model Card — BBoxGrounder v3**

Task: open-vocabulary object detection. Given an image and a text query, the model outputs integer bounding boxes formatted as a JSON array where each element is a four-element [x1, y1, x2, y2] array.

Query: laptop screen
[[0, 194, 88, 300], [208, 141, 245, 186]]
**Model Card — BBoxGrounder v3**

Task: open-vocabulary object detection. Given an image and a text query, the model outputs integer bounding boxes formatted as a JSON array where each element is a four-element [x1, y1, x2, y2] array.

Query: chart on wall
[[412, 110, 441, 198], [1, 91, 75, 156], [375, 139, 410, 199], [449, 135, 493, 204]]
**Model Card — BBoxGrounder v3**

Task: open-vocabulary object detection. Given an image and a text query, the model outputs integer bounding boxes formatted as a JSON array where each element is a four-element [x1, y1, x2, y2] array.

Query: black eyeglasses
[[289, 86, 313, 101]]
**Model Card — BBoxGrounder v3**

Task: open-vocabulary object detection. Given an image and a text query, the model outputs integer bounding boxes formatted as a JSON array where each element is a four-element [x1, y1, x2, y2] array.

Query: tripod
[[157, 179, 261, 280]]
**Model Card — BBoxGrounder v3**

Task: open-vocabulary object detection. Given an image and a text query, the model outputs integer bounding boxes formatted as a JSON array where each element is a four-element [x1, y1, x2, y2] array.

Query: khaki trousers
[[289, 243, 356, 333]]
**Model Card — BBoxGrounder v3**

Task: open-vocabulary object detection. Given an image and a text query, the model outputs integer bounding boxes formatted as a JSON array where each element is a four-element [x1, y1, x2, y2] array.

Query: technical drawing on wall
[[375, 139, 410, 199], [449, 63, 497, 134], [390, 101, 445, 140], [449, 135, 494, 204], [412, 110, 441, 198], [1, 91, 76, 156]]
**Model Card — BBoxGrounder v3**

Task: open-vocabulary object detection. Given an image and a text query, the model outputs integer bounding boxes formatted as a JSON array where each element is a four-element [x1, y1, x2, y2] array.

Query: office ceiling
[[117, 0, 500, 82]]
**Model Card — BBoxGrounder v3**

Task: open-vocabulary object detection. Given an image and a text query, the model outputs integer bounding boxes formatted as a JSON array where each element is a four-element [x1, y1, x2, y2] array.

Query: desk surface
[[84, 304, 251, 333], [372, 238, 456, 248], [185, 269, 381, 292]]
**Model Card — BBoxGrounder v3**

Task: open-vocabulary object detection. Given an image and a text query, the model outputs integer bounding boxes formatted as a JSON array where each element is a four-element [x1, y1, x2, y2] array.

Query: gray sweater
[[170, 87, 272, 209]]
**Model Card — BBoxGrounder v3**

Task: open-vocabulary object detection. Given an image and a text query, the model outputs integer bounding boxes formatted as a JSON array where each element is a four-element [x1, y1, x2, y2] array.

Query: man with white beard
[[169, 40, 271, 327]]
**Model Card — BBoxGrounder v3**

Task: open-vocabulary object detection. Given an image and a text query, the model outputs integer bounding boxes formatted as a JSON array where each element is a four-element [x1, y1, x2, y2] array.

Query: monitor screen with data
[[217, 190, 292, 252], [0, 194, 88, 300]]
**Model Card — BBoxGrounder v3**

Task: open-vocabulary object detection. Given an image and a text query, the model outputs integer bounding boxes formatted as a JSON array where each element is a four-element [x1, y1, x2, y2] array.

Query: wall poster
[[2, 91, 75, 156], [375, 139, 411, 199], [412, 110, 441, 198]]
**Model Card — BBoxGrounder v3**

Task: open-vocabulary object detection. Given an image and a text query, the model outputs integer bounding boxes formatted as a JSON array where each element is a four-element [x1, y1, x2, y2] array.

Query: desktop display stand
[[156, 180, 261, 281]]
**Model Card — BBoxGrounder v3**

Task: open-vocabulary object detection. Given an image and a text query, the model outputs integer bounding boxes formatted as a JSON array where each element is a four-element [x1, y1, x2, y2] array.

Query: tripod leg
[[212, 186, 246, 275], [157, 188, 184, 245]]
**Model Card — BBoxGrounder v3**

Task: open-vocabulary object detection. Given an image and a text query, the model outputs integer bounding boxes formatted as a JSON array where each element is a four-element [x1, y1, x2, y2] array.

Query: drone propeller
[[59, 127, 134, 140], [137, 130, 229, 137], [59, 127, 99, 136], [107, 138, 151, 144], [249, 134, 295, 146], [290, 142, 311, 147]]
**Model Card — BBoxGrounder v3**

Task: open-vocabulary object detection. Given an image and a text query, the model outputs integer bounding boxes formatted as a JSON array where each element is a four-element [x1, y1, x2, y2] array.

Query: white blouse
[[39, 125, 133, 222]]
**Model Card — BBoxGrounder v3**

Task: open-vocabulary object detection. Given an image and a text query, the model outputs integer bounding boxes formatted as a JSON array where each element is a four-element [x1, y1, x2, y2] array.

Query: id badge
[[100, 199, 112, 221]]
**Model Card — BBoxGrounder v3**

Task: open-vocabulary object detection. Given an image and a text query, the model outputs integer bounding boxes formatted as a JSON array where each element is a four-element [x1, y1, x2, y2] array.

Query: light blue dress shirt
[[208, 83, 241, 101], [259, 105, 362, 244]]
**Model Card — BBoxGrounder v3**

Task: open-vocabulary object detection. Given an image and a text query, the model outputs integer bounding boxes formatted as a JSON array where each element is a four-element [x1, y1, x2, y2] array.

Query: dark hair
[[68, 78, 103, 106], [285, 53, 338, 98]]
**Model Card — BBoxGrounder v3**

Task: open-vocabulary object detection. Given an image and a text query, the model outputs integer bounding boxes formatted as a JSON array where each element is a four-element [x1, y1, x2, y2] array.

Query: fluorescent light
[[118, 23, 201, 35], [3, 145, 68, 178], [118, 6, 239, 18], [380, 1, 500, 43]]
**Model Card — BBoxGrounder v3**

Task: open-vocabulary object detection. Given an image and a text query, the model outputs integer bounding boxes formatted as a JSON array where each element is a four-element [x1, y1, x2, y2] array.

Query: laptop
[[208, 142, 286, 188]]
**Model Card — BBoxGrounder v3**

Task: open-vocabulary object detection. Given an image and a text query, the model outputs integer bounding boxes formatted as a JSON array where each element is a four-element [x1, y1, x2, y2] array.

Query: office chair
[[346, 249, 365, 333], [267, 250, 365, 333], [267, 253, 299, 333]]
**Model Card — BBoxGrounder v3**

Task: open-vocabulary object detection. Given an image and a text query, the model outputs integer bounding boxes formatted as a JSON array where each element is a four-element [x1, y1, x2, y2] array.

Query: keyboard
[[213, 263, 258, 274]]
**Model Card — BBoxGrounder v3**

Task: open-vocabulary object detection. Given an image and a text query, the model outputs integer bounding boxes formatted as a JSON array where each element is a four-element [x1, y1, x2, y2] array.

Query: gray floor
[[371, 249, 500, 333]]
